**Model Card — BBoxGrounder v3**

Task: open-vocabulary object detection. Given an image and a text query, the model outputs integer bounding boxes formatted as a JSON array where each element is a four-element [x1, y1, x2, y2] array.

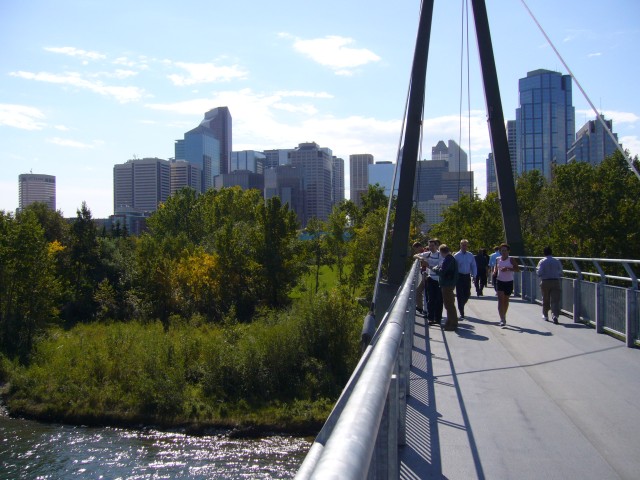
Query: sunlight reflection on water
[[0, 415, 311, 479]]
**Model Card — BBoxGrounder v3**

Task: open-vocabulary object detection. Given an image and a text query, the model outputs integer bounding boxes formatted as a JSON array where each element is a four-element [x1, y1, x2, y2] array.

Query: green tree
[[63, 202, 101, 323], [255, 196, 302, 306], [303, 217, 328, 293], [0, 210, 61, 360], [326, 207, 350, 283], [146, 187, 204, 246]]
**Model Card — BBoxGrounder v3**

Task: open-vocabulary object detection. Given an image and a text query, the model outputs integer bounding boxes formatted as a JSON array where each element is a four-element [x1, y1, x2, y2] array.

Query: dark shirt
[[474, 253, 488, 271], [437, 254, 458, 288]]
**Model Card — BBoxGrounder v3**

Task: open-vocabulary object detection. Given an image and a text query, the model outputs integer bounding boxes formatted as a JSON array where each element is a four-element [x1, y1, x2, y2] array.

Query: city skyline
[[1, 0, 639, 218]]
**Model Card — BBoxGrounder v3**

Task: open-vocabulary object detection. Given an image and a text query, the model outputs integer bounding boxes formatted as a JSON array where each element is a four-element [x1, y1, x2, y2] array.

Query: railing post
[[388, 374, 399, 479], [573, 278, 581, 323], [626, 288, 637, 348], [595, 283, 604, 333]]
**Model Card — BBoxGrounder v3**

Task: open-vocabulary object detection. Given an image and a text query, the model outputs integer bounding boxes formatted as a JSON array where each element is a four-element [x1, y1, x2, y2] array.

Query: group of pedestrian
[[413, 239, 564, 331]]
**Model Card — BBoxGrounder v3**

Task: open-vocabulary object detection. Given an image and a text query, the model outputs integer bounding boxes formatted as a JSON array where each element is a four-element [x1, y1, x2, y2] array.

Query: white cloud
[[0, 104, 46, 130], [48, 137, 102, 149], [290, 35, 380, 74], [619, 135, 640, 157], [576, 109, 639, 124], [588, 52, 602, 57], [44, 46, 106, 61], [167, 62, 248, 86], [10, 71, 146, 103]]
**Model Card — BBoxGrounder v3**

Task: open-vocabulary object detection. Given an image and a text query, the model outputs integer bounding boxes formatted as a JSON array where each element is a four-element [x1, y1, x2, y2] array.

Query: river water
[[0, 408, 311, 479]]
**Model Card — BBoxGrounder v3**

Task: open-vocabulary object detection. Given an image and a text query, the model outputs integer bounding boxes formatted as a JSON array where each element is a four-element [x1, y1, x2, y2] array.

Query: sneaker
[[553, 316, 559, 324], [499, 320, 506, 327], [541, 314, 549, 322]]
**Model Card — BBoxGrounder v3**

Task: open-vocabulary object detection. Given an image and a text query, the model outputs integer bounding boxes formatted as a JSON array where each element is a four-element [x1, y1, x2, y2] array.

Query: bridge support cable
[[459, 0, 474, 199], [471, 0, 525, 255], [520, 0, 640, 182]]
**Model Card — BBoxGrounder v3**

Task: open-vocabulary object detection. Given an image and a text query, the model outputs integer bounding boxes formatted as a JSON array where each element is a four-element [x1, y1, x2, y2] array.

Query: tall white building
[[18, 173, 56, 211], [349, 153, 374, 207]]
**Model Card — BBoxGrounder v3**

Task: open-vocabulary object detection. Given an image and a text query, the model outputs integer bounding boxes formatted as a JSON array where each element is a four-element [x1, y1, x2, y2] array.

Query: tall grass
[[4, 289, 365, 432]]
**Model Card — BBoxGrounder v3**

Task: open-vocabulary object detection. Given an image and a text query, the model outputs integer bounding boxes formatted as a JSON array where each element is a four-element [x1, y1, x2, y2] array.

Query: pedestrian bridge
[[296, 261, 640, 479]]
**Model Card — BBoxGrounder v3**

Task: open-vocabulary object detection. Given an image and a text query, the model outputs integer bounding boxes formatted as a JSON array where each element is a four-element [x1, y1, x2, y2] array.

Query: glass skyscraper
[[515, 69, 575, 179], [567, 115, 619, 166], [175, 126, 219, 192]]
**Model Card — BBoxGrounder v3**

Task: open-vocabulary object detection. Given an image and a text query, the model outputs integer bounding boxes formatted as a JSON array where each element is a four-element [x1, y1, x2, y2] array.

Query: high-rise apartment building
[[349, 153, 374, 207], [290, 142, 333, 226], [515, 69, 575, 179], [332, 156, 345, 205], [113, 158, 170, 214], [567, 115, 619, 166], [170, 159, 201, 195], [18, 173, 56, 211]]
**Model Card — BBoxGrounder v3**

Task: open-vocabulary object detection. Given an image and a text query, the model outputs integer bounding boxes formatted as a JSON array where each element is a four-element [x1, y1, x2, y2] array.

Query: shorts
[[496, 280, 513, 296]]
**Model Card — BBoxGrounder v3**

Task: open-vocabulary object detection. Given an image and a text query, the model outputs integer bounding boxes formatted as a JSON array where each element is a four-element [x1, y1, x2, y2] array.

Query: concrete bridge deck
[[400, 292, 640, 480]]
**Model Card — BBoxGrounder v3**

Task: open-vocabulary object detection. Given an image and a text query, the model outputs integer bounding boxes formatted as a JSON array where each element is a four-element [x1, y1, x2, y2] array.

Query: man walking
[[423, 238, 443, 325], [454, 239, 477, 319], [488, 246, 501, 289], [537, 246, 563, 324]]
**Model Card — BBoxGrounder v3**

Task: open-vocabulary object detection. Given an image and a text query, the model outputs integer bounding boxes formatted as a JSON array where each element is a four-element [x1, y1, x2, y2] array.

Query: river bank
[[1, 382, 323, 439]]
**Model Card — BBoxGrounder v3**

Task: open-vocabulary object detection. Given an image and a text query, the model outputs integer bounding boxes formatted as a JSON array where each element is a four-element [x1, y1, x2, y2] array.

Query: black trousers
[[426, 277, 443, 322], [456, 273, 472, 314], [474, 270, 487, 294]]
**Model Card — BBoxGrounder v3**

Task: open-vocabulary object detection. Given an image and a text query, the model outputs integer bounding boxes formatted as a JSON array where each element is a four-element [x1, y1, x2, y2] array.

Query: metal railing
[[296, 256, 639, 479], [515, 256, 640, 348], [295, 261, 419, 479]]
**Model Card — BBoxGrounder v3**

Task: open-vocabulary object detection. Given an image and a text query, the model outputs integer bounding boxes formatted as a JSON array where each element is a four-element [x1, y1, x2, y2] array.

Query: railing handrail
[[295, 261, 418, 479], [515, 255, 639, 290]]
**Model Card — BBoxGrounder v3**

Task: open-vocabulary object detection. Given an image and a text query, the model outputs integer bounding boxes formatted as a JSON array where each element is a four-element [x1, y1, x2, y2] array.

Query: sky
[[1, 0, 639, 219]]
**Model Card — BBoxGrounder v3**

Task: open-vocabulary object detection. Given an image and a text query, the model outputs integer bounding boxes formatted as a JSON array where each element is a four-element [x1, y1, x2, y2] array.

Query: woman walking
[[493, 243, 520, 327]]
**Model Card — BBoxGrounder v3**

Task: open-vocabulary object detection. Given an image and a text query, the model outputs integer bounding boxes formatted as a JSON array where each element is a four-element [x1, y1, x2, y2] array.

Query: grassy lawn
[[290, 265, 342, 299]]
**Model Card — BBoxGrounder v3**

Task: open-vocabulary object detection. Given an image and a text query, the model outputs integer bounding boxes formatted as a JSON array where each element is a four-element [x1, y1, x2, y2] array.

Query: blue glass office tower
[[201, 107, 232, 175], [567, 115, 619, 166], [175, 126, 220, 192], [515, 69, 575, 179]]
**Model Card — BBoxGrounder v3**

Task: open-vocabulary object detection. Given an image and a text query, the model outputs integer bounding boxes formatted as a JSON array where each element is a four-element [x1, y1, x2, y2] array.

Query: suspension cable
[[459, 0, 474, 198], [370, 2, 419, 314], [458, 0, 464, 195], [520, 0, 640, 181], [466, 0, 473, 196]]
